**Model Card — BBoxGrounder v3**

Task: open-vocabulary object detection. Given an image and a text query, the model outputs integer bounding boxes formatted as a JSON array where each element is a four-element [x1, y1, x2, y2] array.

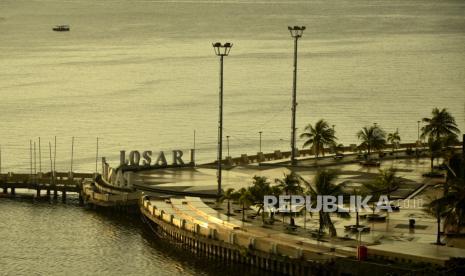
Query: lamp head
[[212, 42, 233, 56], [288, 26, 306, 38]]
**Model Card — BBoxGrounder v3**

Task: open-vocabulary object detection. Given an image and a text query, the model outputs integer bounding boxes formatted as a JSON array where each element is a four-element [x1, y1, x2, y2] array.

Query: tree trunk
[[329, 223, 337, 237], [256, 205, 263, 216], [242, 203, 245, 222], [289, 192, 292, 225], [436, 214, 441, 245], [431, 155, 434, 172], [227, 199, 231, 216], [304, 206, 307, 229]]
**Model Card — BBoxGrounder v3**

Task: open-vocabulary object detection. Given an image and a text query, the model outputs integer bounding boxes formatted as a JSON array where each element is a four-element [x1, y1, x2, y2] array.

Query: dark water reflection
[[0, 196, 273, 275]]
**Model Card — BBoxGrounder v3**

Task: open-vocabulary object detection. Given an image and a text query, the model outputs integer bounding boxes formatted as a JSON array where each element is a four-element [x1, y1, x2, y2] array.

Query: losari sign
[[119, 149, 194, 168]]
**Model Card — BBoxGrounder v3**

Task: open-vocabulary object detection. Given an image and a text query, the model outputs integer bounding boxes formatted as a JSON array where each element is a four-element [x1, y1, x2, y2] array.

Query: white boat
[[53, 25, 70, 32]]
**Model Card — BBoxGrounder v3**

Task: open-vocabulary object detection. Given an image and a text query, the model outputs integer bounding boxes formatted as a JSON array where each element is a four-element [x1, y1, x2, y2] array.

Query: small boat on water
[[53, 25, 70, 32]]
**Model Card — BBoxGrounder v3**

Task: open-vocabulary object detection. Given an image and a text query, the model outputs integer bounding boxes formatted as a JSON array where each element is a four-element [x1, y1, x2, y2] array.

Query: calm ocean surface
[[1, 0, 464, 172], [0, 198, 264, 275], [0, 0, 464, 274]]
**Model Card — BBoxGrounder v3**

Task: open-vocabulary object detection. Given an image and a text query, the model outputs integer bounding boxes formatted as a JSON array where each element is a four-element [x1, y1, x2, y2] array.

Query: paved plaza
[[134, 155, 461, 250]]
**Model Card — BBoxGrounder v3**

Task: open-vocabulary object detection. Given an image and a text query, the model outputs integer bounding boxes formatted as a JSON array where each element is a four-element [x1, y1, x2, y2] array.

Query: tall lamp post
[[213, 42, 233, 199], [226, 135, 230, 157], [288, 26, 305, 166], [259, 131, 263, 153]]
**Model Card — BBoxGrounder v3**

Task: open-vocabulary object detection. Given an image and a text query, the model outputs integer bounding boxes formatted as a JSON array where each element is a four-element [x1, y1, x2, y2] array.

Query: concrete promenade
[[140, 193, 465, 274], [133, 150, 465, 274]]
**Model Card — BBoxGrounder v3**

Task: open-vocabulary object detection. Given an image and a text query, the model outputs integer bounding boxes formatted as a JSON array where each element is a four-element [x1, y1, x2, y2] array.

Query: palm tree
[[249, 176, 272, 217], [305, 170, 348, 237], [421, 108, 460, 142], [234, 188, 254, 222], [275, 172, 303, 226], [424, 196, 447, 245], [363, 167, 400, 215], [357, 125, 386, 158], [268, 184, 282, 221], [300, 119, 337, 159], [426, 137, 443, 172], [438, 179, 465, 233], [387, 129, 401, 153], [421, 108, 460, 172], [374, 168, 399, 202], [219, 188, 235, 216]]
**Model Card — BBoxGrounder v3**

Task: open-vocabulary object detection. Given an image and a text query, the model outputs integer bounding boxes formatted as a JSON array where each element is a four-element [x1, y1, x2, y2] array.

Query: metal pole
[[417, 121, 420, 142], [70, 136, 74, 173], [33, 141, 36, 174], [38, 137, 41, 172], [217, 55, 224, 198], [226, 135, 230, 157], [259, 131, 262, 153], [461, 133, 465, 179], [53, 136, 57, 173], [291, 36, 299, 165], [29, 140, 33, 181], [194, 130, 196, 153], [49, 142, 53, 185], [95, 137, 99, 173]]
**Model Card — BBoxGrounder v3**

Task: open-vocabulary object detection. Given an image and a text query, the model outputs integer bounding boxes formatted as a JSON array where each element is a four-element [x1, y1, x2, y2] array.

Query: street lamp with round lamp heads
[[212, 42, 233, 56], [288, 26, 306, 38], [288, 25, 305, 165], [212, 41, 233, 199]]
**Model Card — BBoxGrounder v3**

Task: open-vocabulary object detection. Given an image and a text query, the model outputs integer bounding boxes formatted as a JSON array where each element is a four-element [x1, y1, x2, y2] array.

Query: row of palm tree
[[299, 107, 460, 164], [223, 164, 465, 244], [300, 119, 390, 159], [227, 169, 464, 244], [221, 170, 353, 237], [220, 176, 280, 222]]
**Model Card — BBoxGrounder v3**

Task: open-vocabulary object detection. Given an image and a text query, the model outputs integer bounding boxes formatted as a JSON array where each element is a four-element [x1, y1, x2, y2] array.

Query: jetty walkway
[[0, 172, 94, 202]]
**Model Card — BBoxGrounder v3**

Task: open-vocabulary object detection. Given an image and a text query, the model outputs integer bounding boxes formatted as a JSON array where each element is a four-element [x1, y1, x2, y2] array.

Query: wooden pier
[[0, 172, 94, 203]]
